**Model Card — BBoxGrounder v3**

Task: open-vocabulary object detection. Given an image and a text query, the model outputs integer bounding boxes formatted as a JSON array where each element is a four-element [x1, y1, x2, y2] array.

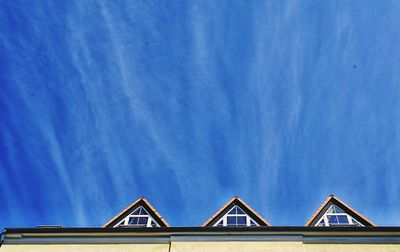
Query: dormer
[[305, 195, 375, 227], [202, 196, 270, 227], [103, 197, 169, 228]]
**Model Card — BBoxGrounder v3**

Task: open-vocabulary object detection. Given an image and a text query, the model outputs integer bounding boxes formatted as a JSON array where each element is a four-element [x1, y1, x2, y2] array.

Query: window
[[115, 206, 160, 227], [315, 204, 363, 227], [213, 205, 260, 227]]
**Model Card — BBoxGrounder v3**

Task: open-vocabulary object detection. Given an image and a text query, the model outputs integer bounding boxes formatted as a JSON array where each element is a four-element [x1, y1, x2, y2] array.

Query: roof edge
[[4, 226, 400, 235]]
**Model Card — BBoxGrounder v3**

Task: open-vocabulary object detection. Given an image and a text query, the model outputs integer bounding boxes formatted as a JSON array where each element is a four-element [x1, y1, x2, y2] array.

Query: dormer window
[[203, 196, 270, 227], [116, 206, 160, 227], [316, 205, 363, 227], [305, 195, 374, 227], [214, 205, 259, 227], [103, 197, 170, 228]]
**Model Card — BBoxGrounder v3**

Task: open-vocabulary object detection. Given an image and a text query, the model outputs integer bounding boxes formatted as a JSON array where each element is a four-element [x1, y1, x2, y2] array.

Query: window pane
[[227, 217, 236, 226], [237, 216, 246, 226], [132, 208, 141, 215], [250, 220, 257, 226], [228, 206, 237, 215], [216, 222, 223, 227], [327, 215, 338, 224], [337, 215, 348, 224], [138, 217, 148, 225], [333, 206, 344, 213], [141, 208, 149, 215], [129, 217, 139, 225], [236, 207, 245, 214], [138, 207, 144, 215], [151, 221, 157, 227]]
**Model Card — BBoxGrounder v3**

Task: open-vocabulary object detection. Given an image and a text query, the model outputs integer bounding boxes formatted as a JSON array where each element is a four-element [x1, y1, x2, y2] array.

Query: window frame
[[315, 205, 364, 227], [213, 205, 260, 227], [114, 206, 160, 228]]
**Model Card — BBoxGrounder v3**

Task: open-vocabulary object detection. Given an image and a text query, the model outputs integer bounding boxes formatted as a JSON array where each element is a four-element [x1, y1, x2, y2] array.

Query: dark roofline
[[5, 226, 400, 246], [4, 226, 400, 235]]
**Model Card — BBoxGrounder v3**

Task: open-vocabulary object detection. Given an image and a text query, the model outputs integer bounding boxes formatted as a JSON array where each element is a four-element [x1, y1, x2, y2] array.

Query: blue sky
[[1, 1, 400, 229]]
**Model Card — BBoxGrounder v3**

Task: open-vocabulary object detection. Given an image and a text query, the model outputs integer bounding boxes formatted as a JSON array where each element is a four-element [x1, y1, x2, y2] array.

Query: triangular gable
[[305, 195, 375, 227], [202, 196, 270, 227], [103, 197, 170, 228]]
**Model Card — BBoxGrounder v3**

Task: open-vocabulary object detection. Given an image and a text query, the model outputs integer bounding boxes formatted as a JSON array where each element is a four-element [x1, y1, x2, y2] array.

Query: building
[[1, 195, 400, 251]]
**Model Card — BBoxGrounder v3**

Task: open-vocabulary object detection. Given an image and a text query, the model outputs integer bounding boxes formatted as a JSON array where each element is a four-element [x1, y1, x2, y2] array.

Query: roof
[[202, 196, 271, 226], [103, 197, 170, 228], [304, 195, 376, 227]]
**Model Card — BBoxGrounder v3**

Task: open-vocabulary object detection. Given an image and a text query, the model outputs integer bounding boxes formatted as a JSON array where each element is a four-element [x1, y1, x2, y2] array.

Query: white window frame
[[114, 206, 160, 228], [315, 205, 364, 227], [213, 205, 260, 227]]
